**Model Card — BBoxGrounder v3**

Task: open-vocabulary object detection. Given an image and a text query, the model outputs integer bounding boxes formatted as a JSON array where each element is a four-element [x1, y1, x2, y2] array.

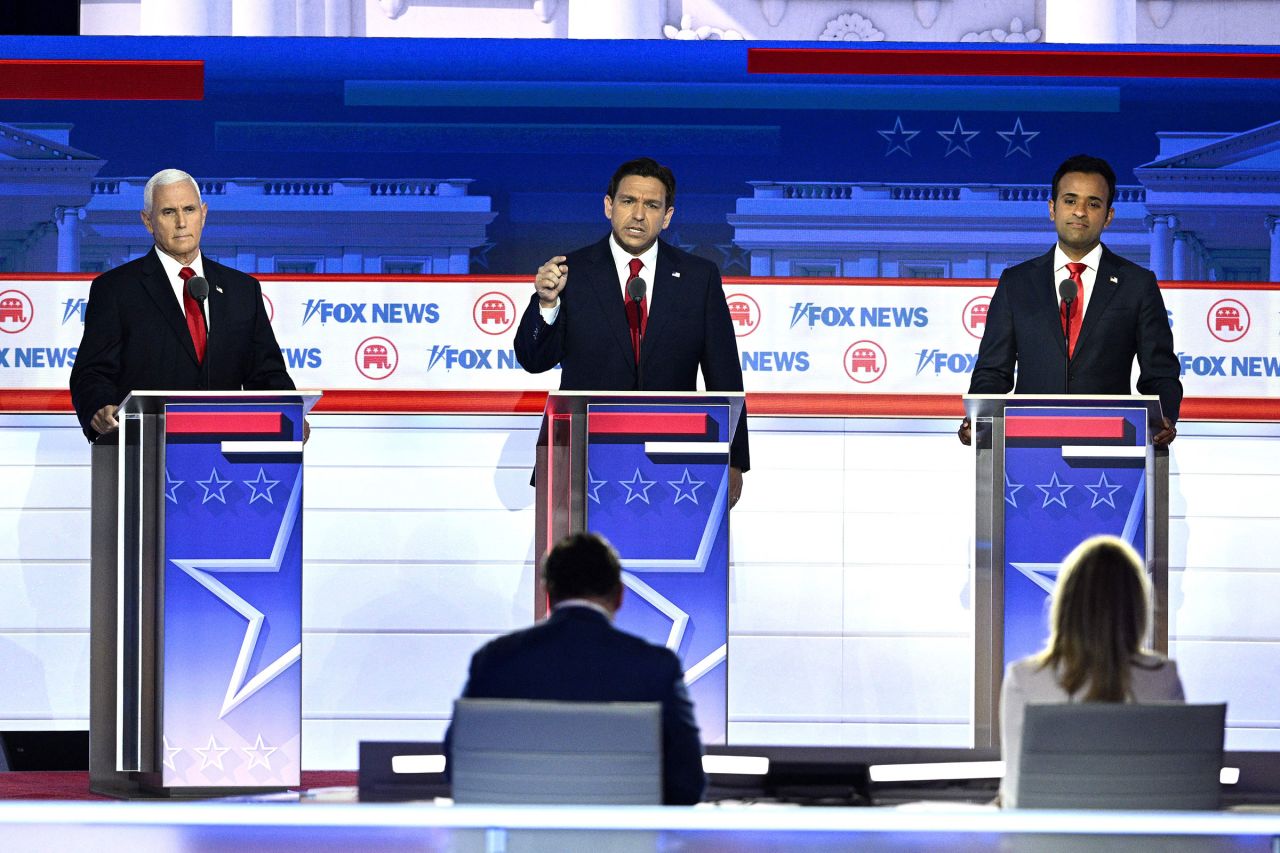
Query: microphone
[[186, 275, 211, 384], [626, 275, 646, 390], [1058, 278, 1077, 392], [626, 275, 646, 305], [187, 275, 210, 311]]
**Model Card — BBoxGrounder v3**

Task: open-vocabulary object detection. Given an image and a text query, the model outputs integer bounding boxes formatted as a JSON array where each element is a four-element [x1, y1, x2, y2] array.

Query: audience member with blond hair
[[999, 534, 1185, 807]]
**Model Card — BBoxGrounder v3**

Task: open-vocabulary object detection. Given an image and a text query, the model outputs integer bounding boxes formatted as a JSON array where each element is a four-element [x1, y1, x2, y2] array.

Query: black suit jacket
[[69, 248, 295, 441], [968, 245, 1183, 422], [514, 237, 749, 471], [444, 606, 706, 805]]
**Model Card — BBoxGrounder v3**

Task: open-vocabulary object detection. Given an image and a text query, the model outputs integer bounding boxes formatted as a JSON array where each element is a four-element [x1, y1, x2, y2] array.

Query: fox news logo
[[1178, 352, 1280, 378], [425, 345, 521, 371], [741, 350, 809, 372], [789, 303, 928, 329], [915, 349, 978, 376], [302, 299, 440, 325], [62, 298, 88, 325]]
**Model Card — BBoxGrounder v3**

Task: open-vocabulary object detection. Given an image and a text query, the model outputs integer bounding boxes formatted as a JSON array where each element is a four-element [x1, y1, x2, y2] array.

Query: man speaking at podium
[[514, 157, 749, 506], [70, 169, 296, 442], [959, 154, 1182, 446]]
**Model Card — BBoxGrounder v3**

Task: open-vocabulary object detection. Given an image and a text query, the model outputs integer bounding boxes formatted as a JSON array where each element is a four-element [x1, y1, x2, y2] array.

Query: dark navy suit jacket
[[70, 248, 295, 441], [514, 236, 749, 471], [445, 605, 706, 805], [968, 245, 1183, 422]]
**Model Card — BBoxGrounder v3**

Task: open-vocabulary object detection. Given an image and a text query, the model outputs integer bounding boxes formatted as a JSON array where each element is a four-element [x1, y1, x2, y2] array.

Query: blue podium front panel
[[1002, 407, 1150, 668], [160, 403, 305, 788], [584, 403, 732, 743]]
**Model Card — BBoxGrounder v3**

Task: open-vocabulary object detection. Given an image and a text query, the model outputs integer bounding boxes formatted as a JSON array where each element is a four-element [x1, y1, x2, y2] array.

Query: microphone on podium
[[1058, 278, 1077, 392], [187, 275, 211, 384], [627, 275, 647, 390]]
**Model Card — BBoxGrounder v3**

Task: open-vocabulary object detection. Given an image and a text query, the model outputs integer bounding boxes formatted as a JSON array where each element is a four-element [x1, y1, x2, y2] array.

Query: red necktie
[[180, 266, 207, 364], [624, 257, 647, 364], [1061, 261, 1086, 358]]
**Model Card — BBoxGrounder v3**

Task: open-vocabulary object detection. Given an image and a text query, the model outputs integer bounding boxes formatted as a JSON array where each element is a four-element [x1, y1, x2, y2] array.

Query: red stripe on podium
[[0, 60, 204, 100], [165, 412, 283, 435], [587, 412, 708, 436], [746, 48, 1280, 80], [1006, 416, 1125, 440]]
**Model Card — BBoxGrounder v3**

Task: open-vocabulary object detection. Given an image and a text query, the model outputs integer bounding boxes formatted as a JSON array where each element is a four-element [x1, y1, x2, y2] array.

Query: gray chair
[[1016, 702, 1226, 810], [449, 698, 662, 805]]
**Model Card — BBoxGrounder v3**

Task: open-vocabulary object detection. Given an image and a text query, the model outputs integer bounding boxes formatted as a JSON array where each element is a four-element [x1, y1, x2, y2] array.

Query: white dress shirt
[[1052, 242, 1104, 321], [154, 247, 211, 332]]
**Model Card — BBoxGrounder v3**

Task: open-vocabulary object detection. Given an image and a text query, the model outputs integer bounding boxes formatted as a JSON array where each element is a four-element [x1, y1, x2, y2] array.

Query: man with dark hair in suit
[[514, 157, 749, 507], [446, 531, 706, 805], [959, 154, 1182, 446], [70, 168, 297, 442]]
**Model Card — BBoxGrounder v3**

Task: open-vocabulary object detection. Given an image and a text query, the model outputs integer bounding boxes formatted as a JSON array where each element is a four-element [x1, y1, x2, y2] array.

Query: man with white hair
[[70, 169, 296, 442]]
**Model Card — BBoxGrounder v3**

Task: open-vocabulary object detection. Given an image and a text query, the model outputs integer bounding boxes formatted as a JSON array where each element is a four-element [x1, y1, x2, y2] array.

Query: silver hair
[[143, 169, 202, 213]]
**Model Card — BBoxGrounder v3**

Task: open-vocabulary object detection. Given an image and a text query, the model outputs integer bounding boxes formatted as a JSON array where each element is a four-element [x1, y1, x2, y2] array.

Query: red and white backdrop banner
[[1, 275, 1278, 417]]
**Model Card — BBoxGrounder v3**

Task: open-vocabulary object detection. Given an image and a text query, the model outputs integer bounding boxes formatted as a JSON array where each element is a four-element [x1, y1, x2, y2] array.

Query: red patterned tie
[[624, 257, 646, 364], [1061, 261, 1087, 358], [179, 266, 207, 364]]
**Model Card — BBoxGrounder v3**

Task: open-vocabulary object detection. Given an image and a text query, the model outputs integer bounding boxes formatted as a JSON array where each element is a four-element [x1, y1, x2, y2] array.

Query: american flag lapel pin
[[672, 271, 681, 278], [1109, 276, 1118, 284]]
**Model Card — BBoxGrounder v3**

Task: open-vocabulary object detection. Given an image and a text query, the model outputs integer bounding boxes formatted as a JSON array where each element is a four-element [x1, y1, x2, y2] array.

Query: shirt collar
[[1053, 242, 1104, 275], [551, 599, 614, 621], [154, 246, 206, 284], [608, 234, 660, 289]]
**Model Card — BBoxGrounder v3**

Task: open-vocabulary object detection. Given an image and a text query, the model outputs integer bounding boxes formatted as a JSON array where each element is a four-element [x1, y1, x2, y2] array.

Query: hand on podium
[[957, 417, 971, 446], [1153, 417, 1176, 446]]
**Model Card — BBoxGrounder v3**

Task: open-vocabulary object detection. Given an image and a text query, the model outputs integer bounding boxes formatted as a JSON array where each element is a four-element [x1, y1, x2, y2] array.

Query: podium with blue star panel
[[964, 394, 1169, 748], [89, 390, 318, 798], [535, 391, 744, 744]]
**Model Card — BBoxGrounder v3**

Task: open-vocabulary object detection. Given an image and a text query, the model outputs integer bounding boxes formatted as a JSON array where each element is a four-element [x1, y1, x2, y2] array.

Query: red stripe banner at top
[[165, 412, 283, 435], [588, 412, 709, 436], [746, 48, 1280, 80], [1005, 416, 1126, 440], [0, 60, 204, 100]]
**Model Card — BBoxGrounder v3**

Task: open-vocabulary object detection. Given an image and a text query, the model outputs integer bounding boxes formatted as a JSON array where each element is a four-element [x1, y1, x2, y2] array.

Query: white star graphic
[[197, 468, 233, 504], [165, 470, 184, 504], [586, 469, 607, 504], [997, 117, 1039, 158], [1036, 471, 1074, 508], [877, 116, 920, 156], [241, 734, 279, 770], [667, 468, 705, 506], [194, 735, 231, 770], [244, 468, 281, 505], [1084, 472, 1124, 508], [171, 473, 303, 718], [162, 735, 183, 771], [1005, 472, 1024, 508], [620, 468, 657, 505], [938, 117, 980, 158]]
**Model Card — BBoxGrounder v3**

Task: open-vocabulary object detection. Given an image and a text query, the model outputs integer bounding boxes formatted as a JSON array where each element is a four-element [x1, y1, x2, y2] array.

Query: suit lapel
[[586, 237, 640, 370], [640, 241, 677, 364], [203, 259, 228, 361], [141, 248, 200, 365], [1029, 248, 1068, 358], [1074, 246, 1122, 358]]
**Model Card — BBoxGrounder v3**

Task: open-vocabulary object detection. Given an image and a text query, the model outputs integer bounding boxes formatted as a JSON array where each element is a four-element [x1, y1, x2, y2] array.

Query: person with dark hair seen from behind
[[998, 535, 1185, 807], [444, 531, 705, 805], [959, 154, 1181, 447], [514, 156, 748, 507]]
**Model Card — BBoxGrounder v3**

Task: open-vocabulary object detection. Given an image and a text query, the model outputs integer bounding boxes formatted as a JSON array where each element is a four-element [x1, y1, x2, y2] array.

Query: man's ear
[[140, 209, 154, 235]]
